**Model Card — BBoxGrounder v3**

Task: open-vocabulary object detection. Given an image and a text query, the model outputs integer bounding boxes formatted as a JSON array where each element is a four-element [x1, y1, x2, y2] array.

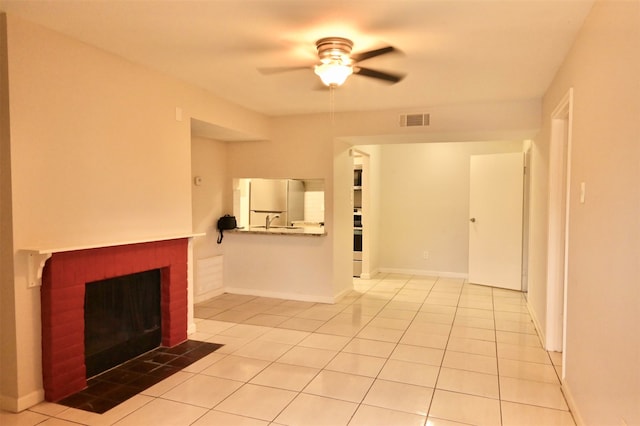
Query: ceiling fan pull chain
[[329, 85, 335, 124]]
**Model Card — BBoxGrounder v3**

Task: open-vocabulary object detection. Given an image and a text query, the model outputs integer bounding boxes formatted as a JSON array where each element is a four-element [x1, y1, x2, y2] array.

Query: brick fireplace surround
[[41, 238, 189, 402]]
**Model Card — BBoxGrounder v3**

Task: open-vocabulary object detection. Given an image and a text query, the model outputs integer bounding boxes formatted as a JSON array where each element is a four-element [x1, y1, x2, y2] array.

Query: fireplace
[[41, 238, 189, 402]]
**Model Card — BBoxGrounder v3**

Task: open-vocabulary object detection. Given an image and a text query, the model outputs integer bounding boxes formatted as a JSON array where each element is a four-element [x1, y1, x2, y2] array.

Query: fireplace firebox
[[84, 269, 162, 378]]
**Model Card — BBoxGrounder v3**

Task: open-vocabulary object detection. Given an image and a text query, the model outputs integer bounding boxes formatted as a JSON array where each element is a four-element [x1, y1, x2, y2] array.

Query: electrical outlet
[[422, 251, 429, 260]]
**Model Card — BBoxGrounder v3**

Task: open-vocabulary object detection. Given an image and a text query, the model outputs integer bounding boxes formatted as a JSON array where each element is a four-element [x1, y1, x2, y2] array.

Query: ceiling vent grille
[[399, 113, 430, 127]]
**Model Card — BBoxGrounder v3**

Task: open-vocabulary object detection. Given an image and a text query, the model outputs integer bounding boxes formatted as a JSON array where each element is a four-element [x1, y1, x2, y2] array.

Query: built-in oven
[[354, 210, 362, 228], [353, 219, 362, 277], [354, 167, 362, 187], [353, 228, 362, 252]]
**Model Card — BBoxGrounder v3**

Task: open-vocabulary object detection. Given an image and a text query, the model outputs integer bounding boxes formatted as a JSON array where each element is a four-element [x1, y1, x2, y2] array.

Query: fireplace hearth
[[57, 340, 223, 414]]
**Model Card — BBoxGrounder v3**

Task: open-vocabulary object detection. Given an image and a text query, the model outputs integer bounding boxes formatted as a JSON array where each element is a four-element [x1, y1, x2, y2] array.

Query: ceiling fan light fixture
[[314, 61, 353, 87], [259, 36, 403, 87]]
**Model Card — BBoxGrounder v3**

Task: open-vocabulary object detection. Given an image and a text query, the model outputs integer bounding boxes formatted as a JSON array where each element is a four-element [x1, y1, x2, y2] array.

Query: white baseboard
[[194, 287, 225, 304], [187, 321, 197, 335], [0, 388, 45, 413], [561, 379, 584, 426], [358, 268, 380, 280], [378, 267, 468, 280], [224, 286, 336, 304], [526, 298, 546, 349], [333, 286, 354, 303]]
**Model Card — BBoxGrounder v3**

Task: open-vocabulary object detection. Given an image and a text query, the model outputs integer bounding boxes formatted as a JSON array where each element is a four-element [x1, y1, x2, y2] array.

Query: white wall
[[528, 1, 640, 424], [373, 141, 523, 277]]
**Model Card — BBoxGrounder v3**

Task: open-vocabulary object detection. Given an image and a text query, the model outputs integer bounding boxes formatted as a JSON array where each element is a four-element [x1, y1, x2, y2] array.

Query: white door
[[469, 153, 524, 290]]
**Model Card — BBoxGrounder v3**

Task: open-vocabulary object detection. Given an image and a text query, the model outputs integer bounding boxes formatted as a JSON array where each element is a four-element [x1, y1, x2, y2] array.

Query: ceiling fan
[[259, 37, 405, 87]]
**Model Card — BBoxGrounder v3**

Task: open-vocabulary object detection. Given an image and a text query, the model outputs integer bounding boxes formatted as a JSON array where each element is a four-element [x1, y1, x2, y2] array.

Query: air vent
[[399, 113, 430, 127]]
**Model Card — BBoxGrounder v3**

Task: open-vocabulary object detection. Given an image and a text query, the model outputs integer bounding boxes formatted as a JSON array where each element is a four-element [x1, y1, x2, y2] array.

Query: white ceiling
[[0, 0, 594, 117]]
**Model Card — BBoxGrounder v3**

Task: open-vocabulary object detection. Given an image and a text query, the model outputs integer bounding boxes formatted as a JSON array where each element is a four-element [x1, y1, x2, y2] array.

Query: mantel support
[[24, 251, 52, 288]]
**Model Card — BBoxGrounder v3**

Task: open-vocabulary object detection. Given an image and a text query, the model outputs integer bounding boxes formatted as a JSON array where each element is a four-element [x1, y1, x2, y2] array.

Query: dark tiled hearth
[[58, 340, 223, 414]]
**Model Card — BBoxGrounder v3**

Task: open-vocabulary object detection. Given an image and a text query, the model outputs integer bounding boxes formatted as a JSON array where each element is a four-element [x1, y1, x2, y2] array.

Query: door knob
[[470, 218, 476, 223]]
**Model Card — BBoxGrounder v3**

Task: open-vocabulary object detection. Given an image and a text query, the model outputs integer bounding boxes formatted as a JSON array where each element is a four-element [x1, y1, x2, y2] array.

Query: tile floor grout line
[[344, 274, 418, 425], [492, 285, 505, 426], [213, 271, 396, 426], [200, 319, 304, 425], [193, 278, 572, 425], [426, 275, 464, 422], [336, 273, 402, 425]]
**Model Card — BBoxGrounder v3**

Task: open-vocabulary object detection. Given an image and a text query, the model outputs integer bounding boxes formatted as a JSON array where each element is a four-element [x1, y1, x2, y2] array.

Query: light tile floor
[[1, 274, 574, 426]]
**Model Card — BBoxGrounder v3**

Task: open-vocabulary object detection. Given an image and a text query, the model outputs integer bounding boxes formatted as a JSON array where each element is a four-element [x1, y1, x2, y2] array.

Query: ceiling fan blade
[[354, 66, 405, 84], [257, 65, 312, 75], [351, 46, 397, 63]]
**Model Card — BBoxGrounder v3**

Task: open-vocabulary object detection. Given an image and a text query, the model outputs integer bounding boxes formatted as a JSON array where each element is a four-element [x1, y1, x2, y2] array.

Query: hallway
[[2, 274, 573, 425]]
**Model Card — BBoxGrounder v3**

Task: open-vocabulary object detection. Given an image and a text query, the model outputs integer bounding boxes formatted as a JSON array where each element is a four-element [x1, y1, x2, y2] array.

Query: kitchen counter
[[231, 226, 326, 236]]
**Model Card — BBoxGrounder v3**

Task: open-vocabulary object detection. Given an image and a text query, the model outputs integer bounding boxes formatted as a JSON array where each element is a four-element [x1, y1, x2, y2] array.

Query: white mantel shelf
[[23, 232, 206, 254], [22, 232, 205, 288]]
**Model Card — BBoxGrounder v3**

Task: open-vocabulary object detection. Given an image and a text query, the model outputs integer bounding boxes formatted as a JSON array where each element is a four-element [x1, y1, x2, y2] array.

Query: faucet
[[265, 214, 280, 229]]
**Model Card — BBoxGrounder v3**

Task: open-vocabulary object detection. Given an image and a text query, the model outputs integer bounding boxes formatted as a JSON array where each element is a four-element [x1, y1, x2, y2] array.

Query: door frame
[[546, 88, 574, 365], [351, 149, 371, 279]]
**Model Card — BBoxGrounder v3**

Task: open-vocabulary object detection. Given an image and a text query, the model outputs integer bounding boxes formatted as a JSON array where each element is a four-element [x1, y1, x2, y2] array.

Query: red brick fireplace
[[41, 238, 189, 402]]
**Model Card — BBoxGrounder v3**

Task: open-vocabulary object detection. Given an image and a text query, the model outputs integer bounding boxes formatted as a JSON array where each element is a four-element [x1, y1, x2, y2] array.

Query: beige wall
[[0, 14, 268, 411], [0, 13, 19, 410], [186, 96, 543, 304], [9, 28, 191, 250], [528, 1, 640, 424], [191, 137, 230, 242], [222, 115, 344, 301], [371, 141, 523, 277], [219, 104, 542, 301], [190, 136, 229, 302]]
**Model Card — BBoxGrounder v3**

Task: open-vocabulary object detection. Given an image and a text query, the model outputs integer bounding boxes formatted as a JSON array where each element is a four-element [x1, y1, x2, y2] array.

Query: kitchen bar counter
[[231, 226, 326, 236]]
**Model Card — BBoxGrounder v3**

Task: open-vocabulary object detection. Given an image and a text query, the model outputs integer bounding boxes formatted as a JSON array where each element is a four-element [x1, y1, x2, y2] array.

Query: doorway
[[352, 150, 371, 279], [546, 89, 574, 360]]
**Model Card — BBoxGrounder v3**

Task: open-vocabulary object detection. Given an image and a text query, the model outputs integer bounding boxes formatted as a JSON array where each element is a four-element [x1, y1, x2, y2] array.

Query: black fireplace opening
[[84, 269, 162, 378]]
